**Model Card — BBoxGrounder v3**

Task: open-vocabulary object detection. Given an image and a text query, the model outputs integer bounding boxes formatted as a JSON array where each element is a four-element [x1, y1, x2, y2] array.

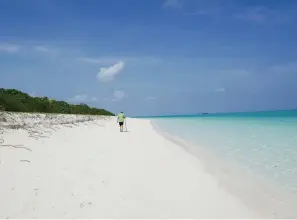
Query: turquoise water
[[140, 110, 297, 215]]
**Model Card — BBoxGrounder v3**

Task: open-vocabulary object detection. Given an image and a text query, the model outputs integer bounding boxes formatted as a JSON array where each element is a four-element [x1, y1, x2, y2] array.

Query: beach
[[0, 113, 257, 218]]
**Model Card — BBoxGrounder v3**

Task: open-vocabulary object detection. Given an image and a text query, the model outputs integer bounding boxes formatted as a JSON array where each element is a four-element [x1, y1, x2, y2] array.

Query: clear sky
[[0, 0, 296, 116]]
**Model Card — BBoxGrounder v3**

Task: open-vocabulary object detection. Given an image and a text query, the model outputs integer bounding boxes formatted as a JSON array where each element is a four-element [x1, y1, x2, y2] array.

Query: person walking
[[117, 111, 126, 132]]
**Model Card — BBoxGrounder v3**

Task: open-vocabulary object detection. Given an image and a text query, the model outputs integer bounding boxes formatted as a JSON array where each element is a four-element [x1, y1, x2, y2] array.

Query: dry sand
[[0, 113, 258, 218]]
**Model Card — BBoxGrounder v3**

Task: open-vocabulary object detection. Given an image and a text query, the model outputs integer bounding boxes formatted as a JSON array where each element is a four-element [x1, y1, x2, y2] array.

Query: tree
[[0, 88, 115, 116]]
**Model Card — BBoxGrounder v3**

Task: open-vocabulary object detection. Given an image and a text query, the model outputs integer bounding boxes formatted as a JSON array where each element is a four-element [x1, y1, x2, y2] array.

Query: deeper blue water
[[139, 110, 297, 198]]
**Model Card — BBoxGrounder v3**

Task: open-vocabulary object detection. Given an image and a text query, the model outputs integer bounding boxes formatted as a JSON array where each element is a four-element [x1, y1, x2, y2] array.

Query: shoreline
[[1, 114, 258, 218], [150, 120, 297, 218]]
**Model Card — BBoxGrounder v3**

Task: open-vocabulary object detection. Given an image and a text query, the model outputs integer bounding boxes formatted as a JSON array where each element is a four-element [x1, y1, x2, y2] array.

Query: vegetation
[[0, 88, 114, 116]]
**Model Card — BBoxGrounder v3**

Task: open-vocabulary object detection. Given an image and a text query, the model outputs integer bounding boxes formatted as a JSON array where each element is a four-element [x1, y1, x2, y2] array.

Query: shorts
[[119, 122, 124, 126]]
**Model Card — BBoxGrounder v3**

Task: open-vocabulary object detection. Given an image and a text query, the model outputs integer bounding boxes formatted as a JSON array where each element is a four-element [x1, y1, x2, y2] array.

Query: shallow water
[[141, 110, 297, 217]]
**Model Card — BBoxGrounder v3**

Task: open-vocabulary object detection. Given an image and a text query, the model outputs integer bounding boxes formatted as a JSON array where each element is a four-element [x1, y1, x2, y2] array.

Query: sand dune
[[0, 113, 257, 218]]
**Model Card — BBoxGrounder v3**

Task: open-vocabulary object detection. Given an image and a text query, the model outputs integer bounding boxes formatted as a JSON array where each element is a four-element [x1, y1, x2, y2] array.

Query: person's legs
[[119, 122, 123, 132]]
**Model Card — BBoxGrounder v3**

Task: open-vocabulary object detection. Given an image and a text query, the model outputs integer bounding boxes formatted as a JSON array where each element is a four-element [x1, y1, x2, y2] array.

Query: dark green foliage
[[0, 88, 114, 116]]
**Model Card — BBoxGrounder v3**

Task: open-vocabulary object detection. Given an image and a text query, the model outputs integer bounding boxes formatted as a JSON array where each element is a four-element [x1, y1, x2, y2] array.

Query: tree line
[[0, 88, 114, 116]]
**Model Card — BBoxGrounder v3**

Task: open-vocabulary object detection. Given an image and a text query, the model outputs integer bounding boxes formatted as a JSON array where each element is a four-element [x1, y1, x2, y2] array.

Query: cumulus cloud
[[163, 0, 182, 9], [68, 94, 98, 103], [97, 61, 125, 82], [0, 43, 20, 53], [105, 90, 125, 102]]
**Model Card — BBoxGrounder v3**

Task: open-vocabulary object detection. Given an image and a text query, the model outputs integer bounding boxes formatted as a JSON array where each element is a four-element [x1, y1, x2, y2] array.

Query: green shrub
[[0, 88, 115, 116]]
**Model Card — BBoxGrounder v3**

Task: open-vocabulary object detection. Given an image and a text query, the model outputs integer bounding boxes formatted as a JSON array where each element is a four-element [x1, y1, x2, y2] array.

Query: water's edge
[[150, 120, 297, 218]]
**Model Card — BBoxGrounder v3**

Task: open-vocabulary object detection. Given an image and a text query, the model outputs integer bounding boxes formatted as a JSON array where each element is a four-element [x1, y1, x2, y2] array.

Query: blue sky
[[0, 0, 296, 116]]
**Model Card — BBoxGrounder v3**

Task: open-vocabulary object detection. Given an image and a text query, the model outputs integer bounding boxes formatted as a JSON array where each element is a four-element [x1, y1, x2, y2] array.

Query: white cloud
[[0, 43, 20, 53], [33, 46, 61, 55], [68, 94, 98, 103], [34, 46, 50, 53], [68, 94, 88, 103], [215, 88, 226, 92], [105, 90, 125, 102], [113, 90, 125, 101], [97, 61, 125, 82], [163, 0, 182, 9]]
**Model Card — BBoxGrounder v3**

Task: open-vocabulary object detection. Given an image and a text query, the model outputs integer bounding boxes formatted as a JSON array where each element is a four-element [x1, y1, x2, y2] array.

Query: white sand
[[0, 113, 258, 218]]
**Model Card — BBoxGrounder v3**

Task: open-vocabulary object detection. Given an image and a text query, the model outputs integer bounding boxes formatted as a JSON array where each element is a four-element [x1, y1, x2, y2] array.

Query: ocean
[[138, 109, 297, 217]]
